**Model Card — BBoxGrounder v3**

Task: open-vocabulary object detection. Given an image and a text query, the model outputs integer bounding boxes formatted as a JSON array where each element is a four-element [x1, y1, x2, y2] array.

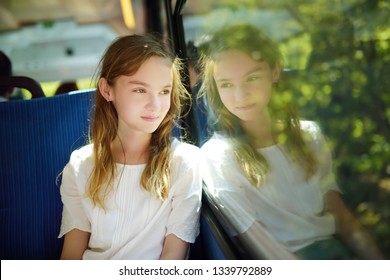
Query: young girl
[[58, 34, 202, 260], [200, 24, 383, 259]]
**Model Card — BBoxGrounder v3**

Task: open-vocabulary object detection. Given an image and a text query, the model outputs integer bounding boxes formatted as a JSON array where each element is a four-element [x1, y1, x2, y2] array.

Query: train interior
[[0, 0, 389, 260]]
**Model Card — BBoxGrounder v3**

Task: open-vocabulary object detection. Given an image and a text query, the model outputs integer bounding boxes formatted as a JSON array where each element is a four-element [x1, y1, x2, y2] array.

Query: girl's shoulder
[[300, 120, 323, 142], [170, 138, 201, 170], [171, 137, 200, 158], [68, 143, 94, 169], [299, 120, 321, 135], [299, 120, 330, 154], [200, 132, 231, 155]]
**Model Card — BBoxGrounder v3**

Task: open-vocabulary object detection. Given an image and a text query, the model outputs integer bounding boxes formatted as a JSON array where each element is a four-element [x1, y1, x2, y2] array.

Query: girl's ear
[[272, 61, 283, 83], [98, 77, 113, 102]]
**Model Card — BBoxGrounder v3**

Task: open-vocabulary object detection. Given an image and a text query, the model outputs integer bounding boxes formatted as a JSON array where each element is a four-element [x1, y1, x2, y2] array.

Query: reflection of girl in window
[[58, 34, 202, 260], [200, 24, 383, 259]]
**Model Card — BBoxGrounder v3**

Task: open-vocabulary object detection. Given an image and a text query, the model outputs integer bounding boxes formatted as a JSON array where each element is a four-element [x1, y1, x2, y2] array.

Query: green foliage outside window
[[276, 0, 390, 258]]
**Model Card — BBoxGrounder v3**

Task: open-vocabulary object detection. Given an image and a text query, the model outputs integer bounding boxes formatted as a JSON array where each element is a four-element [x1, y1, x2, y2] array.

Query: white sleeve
[[302, 121, 341, 194], [201, 139, 256, 235], [165, 144, 202, 243], [58, 155, 91, 238]]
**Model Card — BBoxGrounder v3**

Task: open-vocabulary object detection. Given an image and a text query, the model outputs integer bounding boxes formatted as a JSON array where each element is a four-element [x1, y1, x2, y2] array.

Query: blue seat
[[0, 89, 94, 259]]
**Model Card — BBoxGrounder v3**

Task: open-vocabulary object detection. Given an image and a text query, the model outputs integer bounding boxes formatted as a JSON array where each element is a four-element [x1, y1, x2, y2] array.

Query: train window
[[181, 1, 390, 259]]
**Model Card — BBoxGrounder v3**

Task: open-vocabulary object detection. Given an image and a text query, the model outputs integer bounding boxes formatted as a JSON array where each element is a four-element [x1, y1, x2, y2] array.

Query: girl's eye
[[247, 75, 260, 82], [219, 82, 233, 89], [160, 89, 171, 95], [133, 88, 146, 94]]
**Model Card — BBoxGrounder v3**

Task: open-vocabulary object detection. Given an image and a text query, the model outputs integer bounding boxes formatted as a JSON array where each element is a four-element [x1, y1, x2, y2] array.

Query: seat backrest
[[0, 76, 45, 99], [0, 89, 94, 259]]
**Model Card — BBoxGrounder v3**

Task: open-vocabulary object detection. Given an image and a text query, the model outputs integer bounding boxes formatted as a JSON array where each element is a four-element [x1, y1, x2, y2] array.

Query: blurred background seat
[[0, 76, 45, 99], [0, 89, 94, 259]]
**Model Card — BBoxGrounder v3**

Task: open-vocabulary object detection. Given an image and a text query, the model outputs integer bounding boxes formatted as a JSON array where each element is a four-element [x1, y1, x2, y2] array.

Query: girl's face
[[105, 56, 173, 136], [213, 49, 280, 122]]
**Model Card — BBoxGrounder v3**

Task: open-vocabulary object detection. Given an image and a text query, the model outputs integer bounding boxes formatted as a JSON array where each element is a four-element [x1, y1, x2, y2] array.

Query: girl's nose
[[235, 84, 250, 101], [145, 94, 160, 111]]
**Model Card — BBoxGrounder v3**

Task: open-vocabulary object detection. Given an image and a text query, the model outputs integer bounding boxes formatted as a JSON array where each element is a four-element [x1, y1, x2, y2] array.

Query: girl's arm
[[238, 222, 299, 259], [325, 190, 384, 259], [159, 234, 189, 260], [60, 229, 90, 260]]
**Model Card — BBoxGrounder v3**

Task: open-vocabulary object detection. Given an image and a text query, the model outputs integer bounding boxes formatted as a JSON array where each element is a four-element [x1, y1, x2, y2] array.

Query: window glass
[[183, 0, 390, 259]]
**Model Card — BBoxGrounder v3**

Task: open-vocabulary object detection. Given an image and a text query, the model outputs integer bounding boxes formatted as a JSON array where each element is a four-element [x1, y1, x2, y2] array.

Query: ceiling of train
[[0, 0, 132, 82], [0, 0, 243, 32], [0, 0, 124, 32]]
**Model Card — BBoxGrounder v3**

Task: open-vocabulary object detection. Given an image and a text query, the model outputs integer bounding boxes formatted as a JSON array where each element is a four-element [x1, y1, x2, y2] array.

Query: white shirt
[[201, 121, 340, 252], [59, 139, 202, 259]]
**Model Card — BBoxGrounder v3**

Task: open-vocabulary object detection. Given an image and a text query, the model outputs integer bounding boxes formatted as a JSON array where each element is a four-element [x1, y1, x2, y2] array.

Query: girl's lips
[[236, 103, 255, 110], [141, 116, 159, 122]]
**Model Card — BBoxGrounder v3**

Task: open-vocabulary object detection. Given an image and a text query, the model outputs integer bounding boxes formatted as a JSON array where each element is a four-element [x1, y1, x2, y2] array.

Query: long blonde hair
[[200, 24, 318, 187], [88, 34, 189, 208]]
